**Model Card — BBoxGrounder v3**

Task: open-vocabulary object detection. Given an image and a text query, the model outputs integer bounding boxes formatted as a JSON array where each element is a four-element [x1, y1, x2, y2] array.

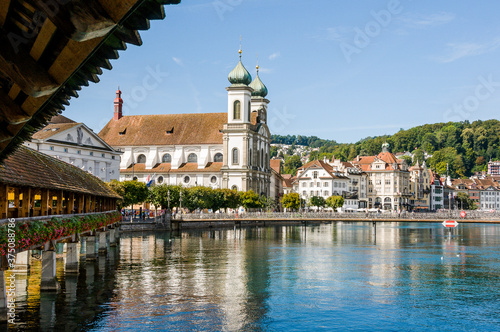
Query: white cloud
[[258, 67, 273, 74], [172, 57, 184, 66], [325, 26, 351, 42], [269, 52, 280, 60], [399, 12, 455, 28], [435, 38, 500, 63]]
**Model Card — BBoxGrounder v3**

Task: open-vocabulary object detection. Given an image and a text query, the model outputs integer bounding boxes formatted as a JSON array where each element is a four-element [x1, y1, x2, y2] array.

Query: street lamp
[[179, 190, 183, 213], [167, 189, 170, 211]]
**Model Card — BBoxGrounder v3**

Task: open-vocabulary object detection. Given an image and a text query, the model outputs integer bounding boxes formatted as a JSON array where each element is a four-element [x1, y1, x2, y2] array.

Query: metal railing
[[0, 210, 118, 226], [178, 210, 500, 221]]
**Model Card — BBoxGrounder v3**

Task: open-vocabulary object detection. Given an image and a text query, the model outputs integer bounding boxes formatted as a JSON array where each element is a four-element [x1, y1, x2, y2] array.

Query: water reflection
[[4, 222, 500, 331]]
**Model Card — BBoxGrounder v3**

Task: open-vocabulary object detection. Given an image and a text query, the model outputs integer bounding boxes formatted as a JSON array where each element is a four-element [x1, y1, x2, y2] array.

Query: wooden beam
[[0, 89, 30, 125], [0, 184, 7, 219], [0, 28, 59, 97], [34, 0, 115, 42], [0, 0, 10, 27], [30, 19, 57, 61]]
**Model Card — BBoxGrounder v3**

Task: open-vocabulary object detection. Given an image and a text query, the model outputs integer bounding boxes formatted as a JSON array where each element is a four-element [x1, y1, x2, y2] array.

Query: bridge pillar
[[0, 271, 7, 323], [98, 232, 107, 254], [86, 237, 97, 261], [40, 251, 59, 291], [114, 227, 120, 244], [65, 243, 79, 274], [14, 250, 30, 274], [109, 229, 116, 247]]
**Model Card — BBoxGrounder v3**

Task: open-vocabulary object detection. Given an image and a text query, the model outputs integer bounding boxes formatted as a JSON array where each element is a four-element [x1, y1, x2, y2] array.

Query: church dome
[[228, 50, 252, 85], [249, 66, 268, 98]]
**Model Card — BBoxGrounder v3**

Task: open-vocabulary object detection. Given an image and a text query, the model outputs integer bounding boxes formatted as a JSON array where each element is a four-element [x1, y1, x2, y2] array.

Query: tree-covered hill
[[271, 119, 500, 178]]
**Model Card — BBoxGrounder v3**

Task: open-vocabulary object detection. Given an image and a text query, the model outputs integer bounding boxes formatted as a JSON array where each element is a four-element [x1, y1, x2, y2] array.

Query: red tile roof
[[99, 113, 227, 146], [0, 146, 120, 198], [31, 123, 80, 140], [270, 159, 281, 174], [121, 162, 223, 174]]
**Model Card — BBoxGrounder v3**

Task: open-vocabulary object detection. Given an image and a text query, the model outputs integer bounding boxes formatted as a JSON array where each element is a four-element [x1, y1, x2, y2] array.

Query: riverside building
[[99, 50, 273, 196]]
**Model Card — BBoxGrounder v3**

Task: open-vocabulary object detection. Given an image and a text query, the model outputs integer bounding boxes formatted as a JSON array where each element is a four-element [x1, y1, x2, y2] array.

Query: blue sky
[[64, 0, 500, 143]]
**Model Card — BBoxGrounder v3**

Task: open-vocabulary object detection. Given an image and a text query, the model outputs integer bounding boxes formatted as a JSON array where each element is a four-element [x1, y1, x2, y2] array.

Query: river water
[[6, 221, 500, 331]]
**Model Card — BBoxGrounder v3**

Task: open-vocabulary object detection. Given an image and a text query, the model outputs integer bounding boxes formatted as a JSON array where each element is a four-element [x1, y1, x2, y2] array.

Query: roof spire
[[239, 35, 242, 59]]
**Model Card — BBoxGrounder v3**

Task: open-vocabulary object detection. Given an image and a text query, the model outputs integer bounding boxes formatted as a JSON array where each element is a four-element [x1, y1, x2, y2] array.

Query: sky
[[64, 0, 500, 144]]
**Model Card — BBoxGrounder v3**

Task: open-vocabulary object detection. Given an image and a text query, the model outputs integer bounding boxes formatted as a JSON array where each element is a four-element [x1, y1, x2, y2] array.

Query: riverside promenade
[[123, 210, 500, 232]]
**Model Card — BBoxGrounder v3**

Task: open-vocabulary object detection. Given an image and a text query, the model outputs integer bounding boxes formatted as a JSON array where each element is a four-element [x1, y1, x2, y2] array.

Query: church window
[[157, 176, 164, 184], [137, 154, 146, 164], [188, 153, 197, 163], [184, 176, 190, 184], [133, 176, 138, 181], [211, 176, 217, 184], [214, 153, 223, 162], [232, 148, 239, 164], [248, 101, 251, 122], [260, 149, 263, 167], [249, 149, 252, 165], [162, 153, 172, 163], [232, 185, 238, 191], [233, 100, 241, 120]]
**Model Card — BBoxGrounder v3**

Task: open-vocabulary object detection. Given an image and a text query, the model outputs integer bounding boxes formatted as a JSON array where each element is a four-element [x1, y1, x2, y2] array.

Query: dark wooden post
[[0, 184, 7, 219], [41, 189, 50, 215]]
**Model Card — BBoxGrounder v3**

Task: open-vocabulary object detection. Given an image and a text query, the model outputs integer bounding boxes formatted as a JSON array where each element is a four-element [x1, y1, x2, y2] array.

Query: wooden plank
[[33, 0, 115, 42], [0, 89, 30, 125], [30, 19, 57, 61], [0, 28, 59, 97], [0, 0, 11, 27], [97, 0, 137, 23]]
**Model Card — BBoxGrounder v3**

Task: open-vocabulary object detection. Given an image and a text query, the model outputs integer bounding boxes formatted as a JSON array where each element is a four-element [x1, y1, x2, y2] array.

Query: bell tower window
[[232, 148, 239, 165], [233, 100, 241, 120]]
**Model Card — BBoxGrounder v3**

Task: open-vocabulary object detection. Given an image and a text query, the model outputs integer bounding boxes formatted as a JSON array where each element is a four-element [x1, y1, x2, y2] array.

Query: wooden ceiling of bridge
[[0, 0, 181, 162]]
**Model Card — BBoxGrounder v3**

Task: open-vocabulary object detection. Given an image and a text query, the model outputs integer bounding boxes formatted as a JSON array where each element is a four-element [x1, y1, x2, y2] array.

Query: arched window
[[260, 149, 263, 167], [137, 154, 146, 164], [214, 153, 223, 162], [162, 153, 172, 163], [247, 101, 251, 122], [187, 153, 197, 163], [249, 149, 252, 166], [233, 100, 241, 120], [232, 148, 239, 164], [211, 176, 217, 184], [232, 185, 238, 191]]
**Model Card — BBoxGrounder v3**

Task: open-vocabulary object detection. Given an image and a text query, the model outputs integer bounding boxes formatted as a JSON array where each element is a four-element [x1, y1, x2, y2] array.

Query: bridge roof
[[0, 146, 120, 198], [0, 0, 181, 162]]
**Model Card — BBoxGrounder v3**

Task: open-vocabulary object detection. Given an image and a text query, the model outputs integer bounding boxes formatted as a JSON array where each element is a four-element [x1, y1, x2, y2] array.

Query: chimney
[[113, 88, 123, 120]]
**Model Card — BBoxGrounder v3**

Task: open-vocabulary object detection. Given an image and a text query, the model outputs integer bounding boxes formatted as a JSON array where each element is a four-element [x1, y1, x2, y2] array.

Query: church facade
[[99, 51, 272, 196]]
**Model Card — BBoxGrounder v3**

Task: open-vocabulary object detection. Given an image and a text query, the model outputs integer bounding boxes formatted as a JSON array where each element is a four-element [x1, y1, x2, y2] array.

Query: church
[[99, 50, 273, 196]]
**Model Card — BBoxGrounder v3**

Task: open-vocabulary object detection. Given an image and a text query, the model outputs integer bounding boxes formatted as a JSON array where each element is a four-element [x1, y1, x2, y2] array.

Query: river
[[6, 221, 500, 331]]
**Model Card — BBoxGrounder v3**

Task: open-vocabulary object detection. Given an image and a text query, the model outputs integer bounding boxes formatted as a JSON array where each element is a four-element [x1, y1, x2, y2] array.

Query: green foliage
[[455, 192, 477, 210], [281, 192, 300, 211], [309, 196, 326, 209], [272, 119, 500, 177], [326, 196, 345, 210], [108, 180, 149, 208], [283, 155, 303, 175], [240, 190, 261, 210]]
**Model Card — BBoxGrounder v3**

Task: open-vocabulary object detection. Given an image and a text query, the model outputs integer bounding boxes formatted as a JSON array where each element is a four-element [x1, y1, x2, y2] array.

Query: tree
[[284, 155, 303, 175], [108, 180, 149, 209], [240, 190, 261, 210], [221, 189, 241, 212], [401, 155, 412, 166], [455, 192, 477, 210], [281, 193, 300, 211], [326, 195, 344, 211], [309, 196, 326, 210]]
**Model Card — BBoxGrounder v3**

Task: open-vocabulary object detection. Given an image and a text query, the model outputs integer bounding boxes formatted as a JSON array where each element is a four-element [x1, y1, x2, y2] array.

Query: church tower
[[222, 49, 272, 196]]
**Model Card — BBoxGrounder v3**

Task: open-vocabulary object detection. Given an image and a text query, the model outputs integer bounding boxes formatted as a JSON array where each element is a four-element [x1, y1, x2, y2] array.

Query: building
[[293, 159, 350, 210], [270, 159, 284, 208], [429, 170, 444, 211], [328, 158, 368, 209], [474, 179, 500, 211], [488, 160, 500, 175], [99, 50, 273, 196], [408, 161, 431, 211], [24, 115, 121, 182], [352, 143, 411, 211], [282, 174, 295, 196]]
